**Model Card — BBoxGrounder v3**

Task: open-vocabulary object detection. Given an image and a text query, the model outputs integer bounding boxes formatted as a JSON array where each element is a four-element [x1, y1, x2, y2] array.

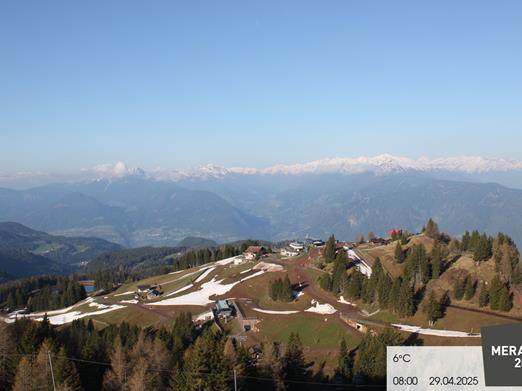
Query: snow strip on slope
[[114, 291, 134, 297], [216, 256, 241, 266], [120, 299, 139, 304], [194, 267, 216, 283], [89, 302, 109, 310], [252, 308, 300, 315], [38, 305, 126, 325], [8, 297, 94, 319], [166, 284, 194, 297], [150, 278, 240, 306], [392, 324, 480, 337]]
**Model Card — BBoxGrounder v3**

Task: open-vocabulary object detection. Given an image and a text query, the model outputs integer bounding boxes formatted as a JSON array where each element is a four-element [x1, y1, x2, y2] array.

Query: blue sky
[[1, 1, 521, 172]]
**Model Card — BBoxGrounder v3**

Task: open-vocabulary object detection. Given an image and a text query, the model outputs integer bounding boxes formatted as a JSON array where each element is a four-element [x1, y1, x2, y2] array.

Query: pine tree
[[424, 218, 440, 239], [54, 346, 82, 391], [12, 356, 35, 391], [453, 276, 466, 300], [489, 275, 512, 311], [337, 337, 352, 381], [473, 234, 492, 262], [398, 280, 415, 317], [404, 244, 429, 286], [431, 241, 442, 279], [464, 277, 476, 300], [318, 274, 332, 292], [461, 231, 471, 251], [103, 337, 129, 391], [267, 342, 285, 391], [324, 235, 337, 263], [388, 278, 401, 313], [283, 333, 307, 388], [422, 291, 442, 326], [478, 282, 489, 307], [178, 331, 230, 391], [394, 242, 405, 263], [344, 272, 364, 300], [0, 322, 15, 390]]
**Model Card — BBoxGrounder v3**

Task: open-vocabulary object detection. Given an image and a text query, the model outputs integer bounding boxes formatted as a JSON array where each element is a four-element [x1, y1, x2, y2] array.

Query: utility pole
[[233, 368, 237, 391], [47, 351, 56, 391]]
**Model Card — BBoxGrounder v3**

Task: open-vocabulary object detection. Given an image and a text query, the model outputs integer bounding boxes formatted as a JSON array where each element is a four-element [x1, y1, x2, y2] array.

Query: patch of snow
[[39, 305, 126, 325], [238, 270, 265, 282], [114, 291, 134, 297], [163, 269, 204, 285], [305, 300, 337, 315], [88, 302, 109, 310], [392, 324, 481, 338], [150, 278, 240, 306], [166, 284, 194, 297], [239, 268, 252, 274], [194, 267, 216, 283], [120, 299, 139, 304], [215, 256, 241, 266], [338, 296, 355, 306], [252, 308, 300, 315], [9, 297, 92, 319]]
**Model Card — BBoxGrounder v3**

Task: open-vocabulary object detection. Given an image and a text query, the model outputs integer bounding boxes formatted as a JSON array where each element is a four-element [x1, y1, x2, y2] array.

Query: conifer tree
[[461, 231, 471, 251], [431, 241, 442, 279], [394, 242, 405, 263], [54, 346, 82, 391], [464, 277, 476, 300], [473, 234, 492, 262], [103, 337, 129, 391], [283, 333, 307, 388], [337, 337, 352, 381], [453, 276, 466, 300], [398, 280, 415, 317], [323, 235, 337, 263], [422, 291, 442, 326], [344, 272, 364, 300], [478, 282, 489, 307], [0, 322, 15, 390], [489, 275, 512, 312], [424, 218, 440, 239], [12, 356, 35, 391]]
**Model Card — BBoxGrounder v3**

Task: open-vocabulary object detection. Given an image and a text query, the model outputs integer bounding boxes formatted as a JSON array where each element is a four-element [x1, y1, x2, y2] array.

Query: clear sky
[[1, 1, 521, 172]]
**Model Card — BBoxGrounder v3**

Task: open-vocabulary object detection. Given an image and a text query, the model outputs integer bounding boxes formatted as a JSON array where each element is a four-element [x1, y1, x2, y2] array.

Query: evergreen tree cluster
[[269, 276, 294, 302], [1, 315, 385, 390], [488, 275, 513, 312], [353, 328, 403, 384], [1, 276, 86, 312], [460, 231, 493, 262], [342, 261, 415, 318], [323, 235, 337, 263]]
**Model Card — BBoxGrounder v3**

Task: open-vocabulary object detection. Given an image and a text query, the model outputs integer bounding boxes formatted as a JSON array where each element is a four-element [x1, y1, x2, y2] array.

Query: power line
[[9, 352, 386, 388]]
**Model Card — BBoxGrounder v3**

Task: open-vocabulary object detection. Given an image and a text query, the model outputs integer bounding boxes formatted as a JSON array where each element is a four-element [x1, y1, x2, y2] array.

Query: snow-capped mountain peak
[[82, 155, 522, 183]]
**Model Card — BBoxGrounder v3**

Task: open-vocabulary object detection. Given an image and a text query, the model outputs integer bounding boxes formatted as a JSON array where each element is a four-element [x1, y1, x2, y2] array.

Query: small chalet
[[243, 246, 266, 260], [289, 242, 305, 251], [312, 240, 325, 247], [281, 248, 299, 257], [215, 300, 234, 318], [146, 289, 161, 300]]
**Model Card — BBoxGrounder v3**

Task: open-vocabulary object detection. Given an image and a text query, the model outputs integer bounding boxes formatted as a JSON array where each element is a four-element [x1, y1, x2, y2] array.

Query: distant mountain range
[[0, 222, 121, 278], [2, 155, 522, 247]]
